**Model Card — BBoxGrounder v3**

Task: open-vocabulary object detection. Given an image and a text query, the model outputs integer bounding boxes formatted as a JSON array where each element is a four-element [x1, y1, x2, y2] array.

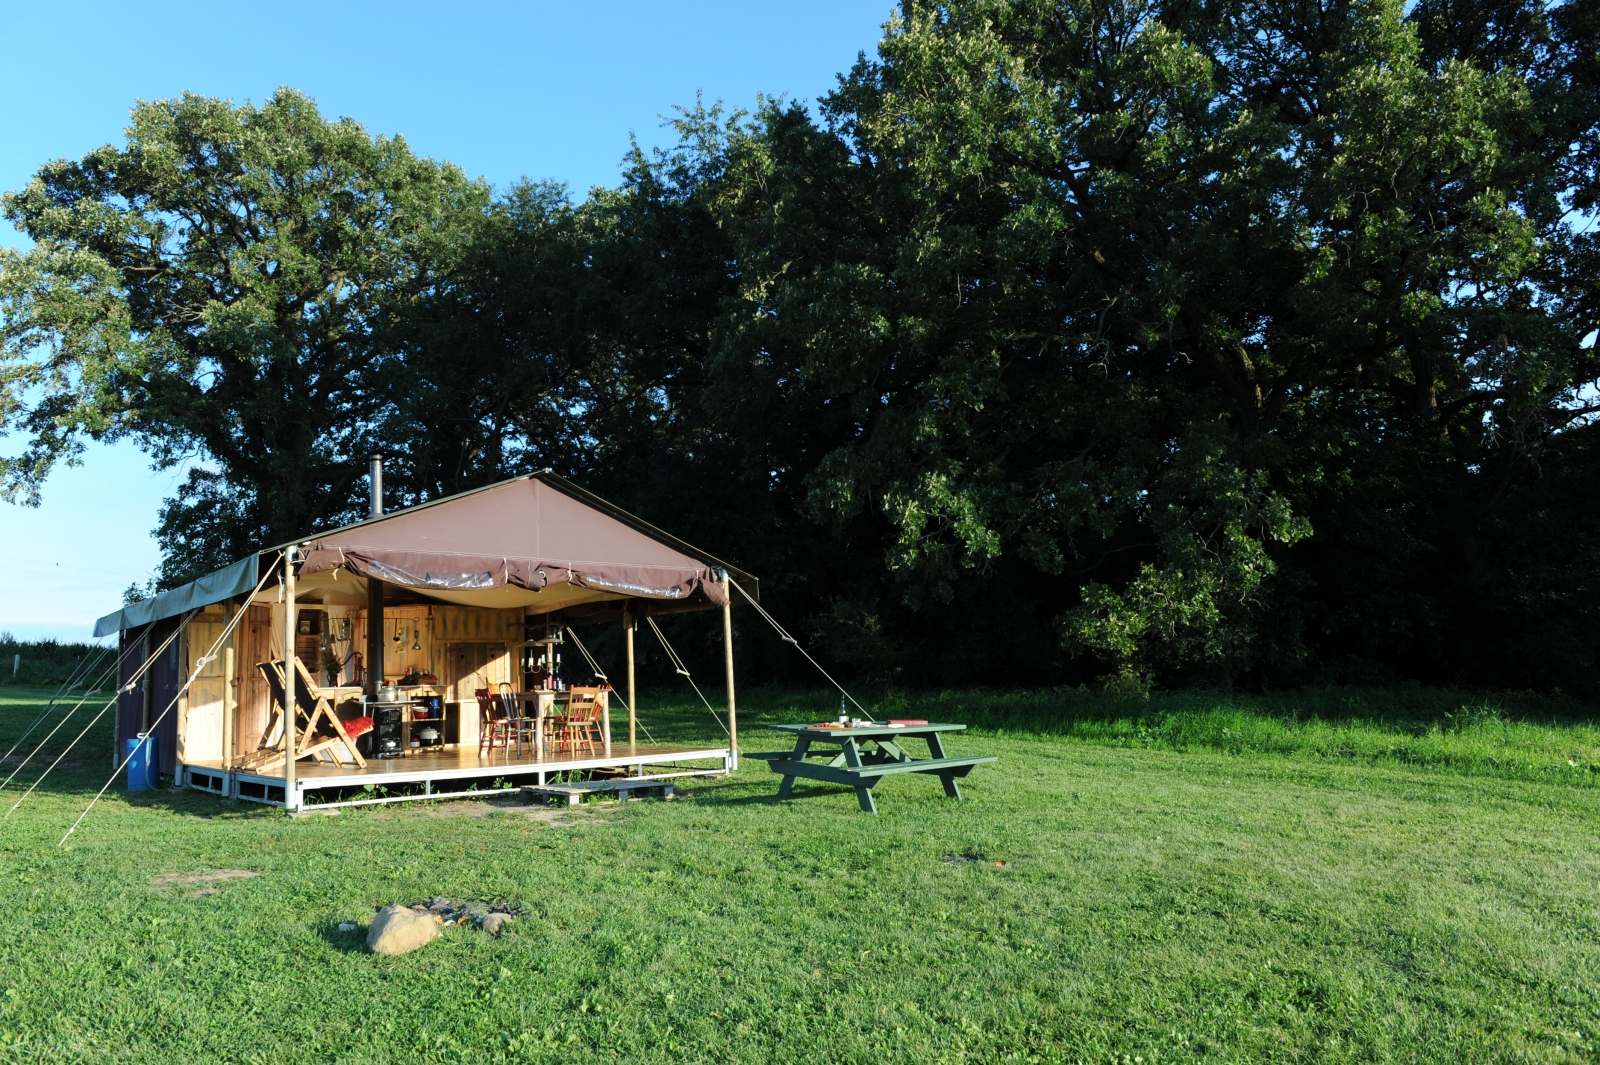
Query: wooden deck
[[179, 742, 732, 810]]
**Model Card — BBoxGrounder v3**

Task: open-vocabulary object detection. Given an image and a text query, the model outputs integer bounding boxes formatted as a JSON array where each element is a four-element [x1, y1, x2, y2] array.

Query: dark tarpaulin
[[94, 555, 259, 637], [116, 616, 184, 776]]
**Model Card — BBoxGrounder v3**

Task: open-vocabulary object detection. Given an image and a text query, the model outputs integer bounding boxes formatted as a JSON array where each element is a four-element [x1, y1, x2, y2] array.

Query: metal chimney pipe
[[368, 455, 384, 518], [365, 454, 385, 698]]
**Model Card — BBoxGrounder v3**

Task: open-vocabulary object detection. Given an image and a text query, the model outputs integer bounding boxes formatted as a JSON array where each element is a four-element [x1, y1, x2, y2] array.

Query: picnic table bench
[[751, 722, 995, 813]]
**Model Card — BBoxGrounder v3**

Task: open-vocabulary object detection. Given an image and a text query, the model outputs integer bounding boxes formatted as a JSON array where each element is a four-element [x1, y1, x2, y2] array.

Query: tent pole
[[114, 630, 128, 770], [284, 546, 297, 810], [721, 570, 737, 770], [222, 640, 236, 773], [624, 607, 636, 747], [140, 629, 152, 733]]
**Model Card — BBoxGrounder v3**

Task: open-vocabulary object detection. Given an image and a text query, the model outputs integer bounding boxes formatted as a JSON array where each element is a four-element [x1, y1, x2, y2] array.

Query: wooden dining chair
[[560, 687, 606, 755], [477, 687, 520, 757], [540, 691, 572, 753], [497, 682, 535, 752]]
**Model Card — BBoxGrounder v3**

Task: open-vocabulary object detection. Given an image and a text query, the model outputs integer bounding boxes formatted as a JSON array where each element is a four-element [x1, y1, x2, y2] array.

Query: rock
[[338, 922, 358, 933], [481, 912, 514, 934], [367, 903, 442, 955]]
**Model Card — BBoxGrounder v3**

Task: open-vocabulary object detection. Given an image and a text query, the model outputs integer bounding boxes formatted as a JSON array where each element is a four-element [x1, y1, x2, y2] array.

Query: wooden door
[[448, 642, 507, 749], [448, 643, 490, 702], [235, 605, 273, 757], [181, 621, 228, 763]]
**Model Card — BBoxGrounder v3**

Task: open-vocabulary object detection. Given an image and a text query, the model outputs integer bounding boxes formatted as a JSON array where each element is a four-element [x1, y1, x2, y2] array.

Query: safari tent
[[94, 469, 755, 810]]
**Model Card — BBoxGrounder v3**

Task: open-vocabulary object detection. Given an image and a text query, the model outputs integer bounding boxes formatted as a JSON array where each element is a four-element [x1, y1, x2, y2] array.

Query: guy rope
[[724, 577, 875, 722], [644, 616, 729, 737], [0, 641, 132, 793], [565, 624, 667, 746], [55, 555, 282, 846], [7, 612, 197, 819], [0, 643, 115, 770]]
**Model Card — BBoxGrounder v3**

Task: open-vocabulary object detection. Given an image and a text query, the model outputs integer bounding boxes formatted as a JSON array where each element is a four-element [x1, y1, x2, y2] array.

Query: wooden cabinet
[[445, 641, 510, 748]]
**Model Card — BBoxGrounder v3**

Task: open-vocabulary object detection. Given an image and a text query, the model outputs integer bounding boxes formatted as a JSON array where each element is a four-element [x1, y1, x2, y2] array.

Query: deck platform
[[179, 742, 732, 810]]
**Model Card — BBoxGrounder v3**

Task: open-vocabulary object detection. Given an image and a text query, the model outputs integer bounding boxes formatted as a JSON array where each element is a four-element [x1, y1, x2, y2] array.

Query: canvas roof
[[96, 472, 756, 635]]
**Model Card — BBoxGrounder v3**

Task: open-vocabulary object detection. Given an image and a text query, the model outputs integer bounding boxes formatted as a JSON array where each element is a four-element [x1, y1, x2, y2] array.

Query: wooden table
[[751, 723, 995, 813], [508, 690, 611, 758]]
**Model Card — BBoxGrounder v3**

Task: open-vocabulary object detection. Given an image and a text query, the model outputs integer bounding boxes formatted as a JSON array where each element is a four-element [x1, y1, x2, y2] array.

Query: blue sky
[[0, 0, 891, 643]]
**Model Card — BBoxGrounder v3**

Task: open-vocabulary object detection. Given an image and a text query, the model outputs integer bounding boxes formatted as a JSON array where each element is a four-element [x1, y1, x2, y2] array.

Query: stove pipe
[[368, 455, 383, 518], [365, 454, 385, 699]]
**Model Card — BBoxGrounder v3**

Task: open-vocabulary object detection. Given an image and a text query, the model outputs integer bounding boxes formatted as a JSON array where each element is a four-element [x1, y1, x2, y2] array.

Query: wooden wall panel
[[180, 621, 228, 763], [236, 605, 273, 758], [435, 607, 522, 643]]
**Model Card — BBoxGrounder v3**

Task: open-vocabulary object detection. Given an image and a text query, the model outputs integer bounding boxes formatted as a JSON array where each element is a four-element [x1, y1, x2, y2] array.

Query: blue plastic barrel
[[126, 735, 158, 792]]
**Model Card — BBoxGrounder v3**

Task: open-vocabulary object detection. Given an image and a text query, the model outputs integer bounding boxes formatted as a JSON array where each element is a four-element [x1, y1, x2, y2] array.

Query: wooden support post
[[222, 641, 236, 773], [114, 630, 125, 770], [176, 628, 189, 787], [624, 607, 636, 748], [140, 629, 152, 733], [284, 546, 297, 808], [721, 570, 737, 770]]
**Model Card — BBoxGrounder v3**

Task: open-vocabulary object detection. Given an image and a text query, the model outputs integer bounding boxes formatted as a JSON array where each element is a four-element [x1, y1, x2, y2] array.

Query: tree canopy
[[5, 0, 1599, 692], [0, 89, 484, 582]]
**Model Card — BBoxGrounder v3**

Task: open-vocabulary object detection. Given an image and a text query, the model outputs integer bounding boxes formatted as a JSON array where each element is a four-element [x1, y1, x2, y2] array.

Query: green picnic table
[[749, 722, 996, 813]]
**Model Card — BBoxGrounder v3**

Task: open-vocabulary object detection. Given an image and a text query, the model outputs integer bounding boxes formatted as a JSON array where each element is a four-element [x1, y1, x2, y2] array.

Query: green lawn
[[1, 686, 1597, 1064]]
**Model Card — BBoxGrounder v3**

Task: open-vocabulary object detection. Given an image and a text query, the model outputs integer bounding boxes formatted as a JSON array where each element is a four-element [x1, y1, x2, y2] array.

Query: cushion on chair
[[343, 716, 374, 739]]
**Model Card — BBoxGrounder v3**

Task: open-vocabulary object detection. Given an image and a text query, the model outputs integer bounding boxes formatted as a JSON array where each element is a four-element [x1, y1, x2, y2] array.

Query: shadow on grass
[[315, 918, 370, 954], [637, 684, 1600, 787], [9, 685, 1600, 809], [120, 788, 282, 819], [1, 767, 284, 819]]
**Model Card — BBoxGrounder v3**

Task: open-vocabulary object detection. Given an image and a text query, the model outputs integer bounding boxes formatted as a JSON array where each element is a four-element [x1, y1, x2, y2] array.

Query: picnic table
[[749, 722, 995, 813]]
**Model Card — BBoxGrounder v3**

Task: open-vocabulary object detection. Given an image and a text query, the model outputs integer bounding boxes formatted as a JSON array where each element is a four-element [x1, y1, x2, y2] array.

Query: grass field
[[1, 685, 1597, 1064]]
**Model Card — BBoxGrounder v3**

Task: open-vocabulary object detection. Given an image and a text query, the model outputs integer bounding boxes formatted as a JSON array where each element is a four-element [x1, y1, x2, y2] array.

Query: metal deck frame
[[178, 743, 733, 811]]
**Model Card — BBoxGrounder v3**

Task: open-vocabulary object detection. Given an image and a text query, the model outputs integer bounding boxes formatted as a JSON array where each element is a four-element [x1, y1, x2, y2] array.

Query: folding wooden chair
[[237, 657, 368, 771]]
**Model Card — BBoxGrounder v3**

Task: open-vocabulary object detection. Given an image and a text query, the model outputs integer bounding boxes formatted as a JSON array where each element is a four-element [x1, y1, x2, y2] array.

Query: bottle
[[838, 696, 848, 726]]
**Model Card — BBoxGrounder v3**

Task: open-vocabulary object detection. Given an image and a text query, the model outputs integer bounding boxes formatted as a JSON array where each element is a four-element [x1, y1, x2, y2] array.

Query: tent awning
[[295, 475, 749, 613], [98, 473, 757, 634], [93, 555, 260, 637]]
